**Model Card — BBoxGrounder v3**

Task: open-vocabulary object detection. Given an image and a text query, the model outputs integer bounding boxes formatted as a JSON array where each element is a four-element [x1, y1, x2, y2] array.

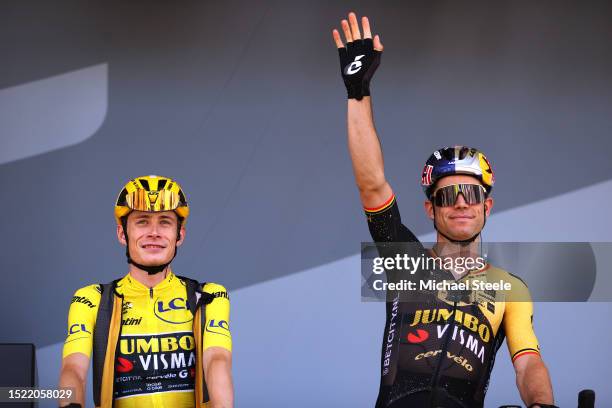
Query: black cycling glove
[[338, 38, 381, 100]]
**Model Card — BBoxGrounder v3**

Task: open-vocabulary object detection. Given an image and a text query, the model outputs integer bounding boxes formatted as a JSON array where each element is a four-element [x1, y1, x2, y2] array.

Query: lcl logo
[[154, 297, 192, 325]]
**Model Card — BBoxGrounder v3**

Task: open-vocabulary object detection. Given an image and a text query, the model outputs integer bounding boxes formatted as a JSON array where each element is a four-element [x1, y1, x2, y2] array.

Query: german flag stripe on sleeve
[[364, 194, 396, 214]]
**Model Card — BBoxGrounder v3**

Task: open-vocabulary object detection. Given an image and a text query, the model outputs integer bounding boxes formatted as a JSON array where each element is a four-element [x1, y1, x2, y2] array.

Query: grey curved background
[[1, 1, 611, 406]]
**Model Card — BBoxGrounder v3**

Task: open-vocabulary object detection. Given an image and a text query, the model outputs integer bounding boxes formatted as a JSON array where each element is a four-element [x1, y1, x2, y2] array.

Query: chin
[[443, 229, 477, 242], [456, 230, 478, 239], [133, 254, 173, 266], [448, 223, 479, 237]]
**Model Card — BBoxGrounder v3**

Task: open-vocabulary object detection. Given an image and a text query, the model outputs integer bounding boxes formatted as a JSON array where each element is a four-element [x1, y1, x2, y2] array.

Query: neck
[[128, 265, 169, 288], [434, 233, 481, 258], [434, 233, 484, 279]]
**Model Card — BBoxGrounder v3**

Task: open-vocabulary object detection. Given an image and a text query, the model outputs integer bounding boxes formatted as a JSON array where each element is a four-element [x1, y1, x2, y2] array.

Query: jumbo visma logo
[[117, 333, 196, 374], [410, 308, 491, 343], [114, 332, 196, 399], [154, 297, 192, 324]]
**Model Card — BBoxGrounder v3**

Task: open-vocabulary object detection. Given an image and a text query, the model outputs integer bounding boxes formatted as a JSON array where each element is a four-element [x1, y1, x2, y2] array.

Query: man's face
[[117, 211, 185, 266], [424, 175, 494, 241]]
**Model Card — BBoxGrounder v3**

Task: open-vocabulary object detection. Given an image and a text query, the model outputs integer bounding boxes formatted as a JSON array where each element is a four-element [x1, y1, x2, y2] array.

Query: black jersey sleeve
[[365, 193, 420, 243]]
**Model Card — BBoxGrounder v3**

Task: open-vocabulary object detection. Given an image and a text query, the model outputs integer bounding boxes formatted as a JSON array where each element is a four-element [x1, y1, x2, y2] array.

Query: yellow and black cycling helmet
[[115, 175, 189, 274], [114, 175, 189, 226]]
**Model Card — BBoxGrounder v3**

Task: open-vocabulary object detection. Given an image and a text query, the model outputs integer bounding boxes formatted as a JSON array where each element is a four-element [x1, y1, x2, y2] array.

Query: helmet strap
[[126, 247, 177, 275]]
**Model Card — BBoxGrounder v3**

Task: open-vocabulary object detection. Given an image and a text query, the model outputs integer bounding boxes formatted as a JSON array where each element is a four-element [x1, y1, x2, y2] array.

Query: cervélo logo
[[344, 55, 365, 75]]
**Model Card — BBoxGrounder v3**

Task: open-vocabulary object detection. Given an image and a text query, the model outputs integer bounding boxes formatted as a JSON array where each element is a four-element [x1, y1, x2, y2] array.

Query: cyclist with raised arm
[[58, 176, 233, 408], [333, 12, 555, 408]]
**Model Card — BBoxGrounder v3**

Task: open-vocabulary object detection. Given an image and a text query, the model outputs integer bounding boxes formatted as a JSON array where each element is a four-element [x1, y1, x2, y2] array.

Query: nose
[[454, 193, 469, 209], [146, 221, 162, 237]]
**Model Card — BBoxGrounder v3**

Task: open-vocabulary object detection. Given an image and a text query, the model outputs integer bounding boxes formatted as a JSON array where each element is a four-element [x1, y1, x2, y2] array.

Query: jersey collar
[[116, 269, 177, 295]]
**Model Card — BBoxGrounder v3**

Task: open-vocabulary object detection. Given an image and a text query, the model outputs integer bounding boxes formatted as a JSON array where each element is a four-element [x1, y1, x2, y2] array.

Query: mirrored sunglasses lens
[[460, 184, 485, 205], [434, 185, 456, 207], [434, 184, 485, 207], [125, 190, 180, 211]]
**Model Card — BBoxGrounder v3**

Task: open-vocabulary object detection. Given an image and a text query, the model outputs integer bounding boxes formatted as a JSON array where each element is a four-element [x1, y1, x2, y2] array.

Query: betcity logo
[[382, 294, 400, 376]]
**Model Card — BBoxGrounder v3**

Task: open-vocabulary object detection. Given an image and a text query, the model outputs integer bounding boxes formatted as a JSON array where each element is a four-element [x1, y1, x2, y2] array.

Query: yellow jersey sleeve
[[503, 275, 540, 362], [62, 284, 101, 359], [202, 282, 232, 352]]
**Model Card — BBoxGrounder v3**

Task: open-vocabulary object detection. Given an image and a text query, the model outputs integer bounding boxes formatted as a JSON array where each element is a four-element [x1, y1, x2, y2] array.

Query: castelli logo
[[407, 329, 429, 343], [116, 357, 134, 373]]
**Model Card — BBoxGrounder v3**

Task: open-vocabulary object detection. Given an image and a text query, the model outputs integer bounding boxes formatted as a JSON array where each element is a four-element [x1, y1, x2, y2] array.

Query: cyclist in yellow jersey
[[332, 12, 556, 408], [59, 176, 233, 408]]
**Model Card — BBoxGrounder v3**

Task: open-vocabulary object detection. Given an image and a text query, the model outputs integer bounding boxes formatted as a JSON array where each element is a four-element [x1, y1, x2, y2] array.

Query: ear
[[117, 223, 127, 246], [424, 200, 434, 220], [484, 197, 494, 216], [176, 226, 186, 247]]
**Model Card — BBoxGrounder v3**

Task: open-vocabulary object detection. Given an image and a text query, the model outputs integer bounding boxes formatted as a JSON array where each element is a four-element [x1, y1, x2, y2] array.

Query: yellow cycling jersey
[[63, 270, 231, 408]]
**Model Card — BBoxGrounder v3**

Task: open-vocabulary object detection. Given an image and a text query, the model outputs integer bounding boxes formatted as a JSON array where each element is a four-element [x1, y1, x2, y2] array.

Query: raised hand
[[332, 12, 384, 100]]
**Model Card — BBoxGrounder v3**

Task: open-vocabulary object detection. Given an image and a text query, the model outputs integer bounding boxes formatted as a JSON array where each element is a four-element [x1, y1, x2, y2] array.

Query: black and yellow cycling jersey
[[63, 270, 231, 408], [366, 194, 539, 408]]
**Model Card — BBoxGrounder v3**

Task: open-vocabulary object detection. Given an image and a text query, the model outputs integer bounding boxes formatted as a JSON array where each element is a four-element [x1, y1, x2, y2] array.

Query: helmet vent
[[117, 188, 128, 206], [138, 178, 150, 191], [457, 146, 471, 160]]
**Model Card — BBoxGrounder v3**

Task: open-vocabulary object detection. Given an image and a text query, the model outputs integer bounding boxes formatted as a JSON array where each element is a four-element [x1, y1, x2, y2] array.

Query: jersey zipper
[[429, 300, 458, 408], [148, 286, 157, 379]]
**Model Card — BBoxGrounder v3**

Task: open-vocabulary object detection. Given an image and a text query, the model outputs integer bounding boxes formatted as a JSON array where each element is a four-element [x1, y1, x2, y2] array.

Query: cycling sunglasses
[[431, 184, 487, 207], [123, 189, 184, 212]]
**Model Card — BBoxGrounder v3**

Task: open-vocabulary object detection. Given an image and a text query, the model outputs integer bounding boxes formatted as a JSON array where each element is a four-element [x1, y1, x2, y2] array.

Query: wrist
[[346, 82, 371, 100]]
